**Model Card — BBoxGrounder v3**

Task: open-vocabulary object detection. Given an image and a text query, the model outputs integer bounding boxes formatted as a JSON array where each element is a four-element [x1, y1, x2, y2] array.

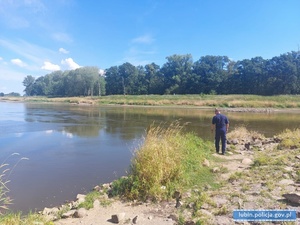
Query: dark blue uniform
[[212, 113, 229, 154]]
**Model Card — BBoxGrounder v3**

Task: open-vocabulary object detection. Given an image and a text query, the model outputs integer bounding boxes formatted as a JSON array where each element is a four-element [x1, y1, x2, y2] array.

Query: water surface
[[0, 102, 299, 212]]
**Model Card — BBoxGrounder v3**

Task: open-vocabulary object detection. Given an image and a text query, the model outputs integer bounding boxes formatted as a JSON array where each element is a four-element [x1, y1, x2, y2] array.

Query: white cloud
[[41, 61, 61, 71], [0, 0, 46, 29], [132, 34, 155, 44], [59, 47, 69, 54], [11, 58, 27, 67], [61, 58, 80, 70], [0, 57, 3, 60], [0, 38, 56, 66], [52, 32, 73, 43]]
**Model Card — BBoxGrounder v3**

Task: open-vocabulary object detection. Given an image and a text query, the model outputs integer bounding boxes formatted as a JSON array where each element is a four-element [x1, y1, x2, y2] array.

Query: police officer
[[211, 108, 229, 155]]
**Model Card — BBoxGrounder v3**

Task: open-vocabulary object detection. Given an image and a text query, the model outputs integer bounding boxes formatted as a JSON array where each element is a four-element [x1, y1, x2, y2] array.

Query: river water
[[0, 101, 299, 213]]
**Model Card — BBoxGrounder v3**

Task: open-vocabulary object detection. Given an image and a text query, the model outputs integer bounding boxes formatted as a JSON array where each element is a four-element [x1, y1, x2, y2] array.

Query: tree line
[[23, 51, 300, 96]]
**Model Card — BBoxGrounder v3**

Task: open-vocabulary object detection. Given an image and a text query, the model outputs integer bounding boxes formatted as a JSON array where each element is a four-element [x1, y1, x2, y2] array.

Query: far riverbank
[[1, 94, 300, 110]]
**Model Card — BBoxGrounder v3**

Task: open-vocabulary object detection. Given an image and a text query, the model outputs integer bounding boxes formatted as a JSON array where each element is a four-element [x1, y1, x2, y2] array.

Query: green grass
[[276, 128, 300, 149], [4, 94, 300, 108], [111, 121, 216, 201], [0, 212, 54, 225]]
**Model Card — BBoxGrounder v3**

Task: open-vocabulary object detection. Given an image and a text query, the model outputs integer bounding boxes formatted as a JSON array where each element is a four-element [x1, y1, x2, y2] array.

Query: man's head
[[215, 108, 220, 114]]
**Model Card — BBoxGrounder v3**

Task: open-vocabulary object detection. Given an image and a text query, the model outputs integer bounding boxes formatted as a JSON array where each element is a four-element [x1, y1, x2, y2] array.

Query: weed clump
[[111, 122, 215, 201], [276, 128, 300, 149]]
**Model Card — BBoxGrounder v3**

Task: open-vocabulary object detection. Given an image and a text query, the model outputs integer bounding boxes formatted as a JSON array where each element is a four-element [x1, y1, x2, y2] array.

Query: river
[[0, 101, 299, 213]]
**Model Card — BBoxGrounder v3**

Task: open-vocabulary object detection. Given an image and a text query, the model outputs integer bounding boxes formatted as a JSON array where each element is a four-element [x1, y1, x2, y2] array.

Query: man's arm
[[226, 123, 229, 132], [211, 124, 215, 133]]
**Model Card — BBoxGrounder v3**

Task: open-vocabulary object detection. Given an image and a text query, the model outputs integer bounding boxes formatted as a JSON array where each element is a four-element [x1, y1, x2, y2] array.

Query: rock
[[111, 212, 126, 223], [202, 158, 210, 167], [278, 179, 294, 185], [242, 158, 253, 165], [93, 199, 100, 208], [167, 214, 178, 222], [282, 193, 300, 205], [244, 142, 250, 150], [132, 215, 138, 224], [283, 173, 290, 179], [296, 155, 300, 160], [175, 200, 182, 208], [74, 208, 87, 218], [173, 190, 181, 200], [231, 139, 239, 145], [62, 210, 76, 218], [212, 167, 220, 173], [42, 207, 59, 215], [76, 194, 86, 204]]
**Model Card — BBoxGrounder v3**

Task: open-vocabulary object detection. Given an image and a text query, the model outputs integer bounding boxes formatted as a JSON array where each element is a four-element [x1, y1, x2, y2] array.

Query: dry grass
[[227, 126, 265, 140], [276, 128, 300, 149], [111, 121, 215, 201]]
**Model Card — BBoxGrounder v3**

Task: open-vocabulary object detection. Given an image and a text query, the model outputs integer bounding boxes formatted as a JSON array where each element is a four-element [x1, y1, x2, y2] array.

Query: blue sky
[[0, 0, 300, 94]]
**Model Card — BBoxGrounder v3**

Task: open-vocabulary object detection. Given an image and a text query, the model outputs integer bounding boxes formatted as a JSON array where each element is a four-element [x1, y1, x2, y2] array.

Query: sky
[[0, 0, 300, 95]]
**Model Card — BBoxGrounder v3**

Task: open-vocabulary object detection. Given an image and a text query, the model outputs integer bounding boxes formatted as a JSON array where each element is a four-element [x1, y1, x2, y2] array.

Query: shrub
[[111, 122, 215, 201], [276, 129, 300, 149]]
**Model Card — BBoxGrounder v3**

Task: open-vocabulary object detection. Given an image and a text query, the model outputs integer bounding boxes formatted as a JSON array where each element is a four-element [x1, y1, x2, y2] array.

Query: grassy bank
[[2, 94, 300, 108], [110, 121, 216, 202]]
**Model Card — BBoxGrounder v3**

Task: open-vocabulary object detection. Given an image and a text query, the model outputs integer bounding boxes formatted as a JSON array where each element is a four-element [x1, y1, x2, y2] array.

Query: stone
[[62, 210, 76, 218], [202, 158, 210, 167], [282, 193, 300, 205], [241, 158, 253, 165], [132, 215, 138, 224], [278, 179, 294, 185], [212, 167, 220, 173], [175, 200, 182, 208], [42, 207, 59, 215], [111, 212, 126, 223], [76, 194, 86, 204], [167, 214, 178, 221], [74, 208, 87, 218], [93, 199, 100, 208], [173, 190, 181, 200]]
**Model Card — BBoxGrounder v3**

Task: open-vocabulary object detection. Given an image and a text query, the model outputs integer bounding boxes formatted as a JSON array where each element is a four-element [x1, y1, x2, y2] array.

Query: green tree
[[105, 66, 122, 95], [23, 75, 35, 96], [193, 56, 230, 94], [161, 54, 193, 94], [144, 63, 162, 94]]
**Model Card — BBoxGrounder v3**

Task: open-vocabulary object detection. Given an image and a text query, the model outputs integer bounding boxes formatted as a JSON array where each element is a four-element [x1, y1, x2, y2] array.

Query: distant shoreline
[[1, 95, 300, 113]]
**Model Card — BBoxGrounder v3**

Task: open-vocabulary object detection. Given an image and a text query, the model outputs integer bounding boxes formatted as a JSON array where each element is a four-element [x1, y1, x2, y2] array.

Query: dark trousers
[[215, 129, 226, 153]]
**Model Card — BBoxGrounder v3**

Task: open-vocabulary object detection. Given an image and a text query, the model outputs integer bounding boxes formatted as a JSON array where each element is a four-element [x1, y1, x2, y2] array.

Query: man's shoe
[[221, 152, 225, 155]]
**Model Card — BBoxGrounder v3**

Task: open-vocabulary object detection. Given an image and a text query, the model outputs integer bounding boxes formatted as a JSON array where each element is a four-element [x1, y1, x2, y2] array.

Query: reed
[[111, 121, 215, 201]]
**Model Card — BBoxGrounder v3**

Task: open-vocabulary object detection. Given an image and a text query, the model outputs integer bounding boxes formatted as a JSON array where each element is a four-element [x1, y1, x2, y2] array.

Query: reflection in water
[[1, 102, 300, 213]]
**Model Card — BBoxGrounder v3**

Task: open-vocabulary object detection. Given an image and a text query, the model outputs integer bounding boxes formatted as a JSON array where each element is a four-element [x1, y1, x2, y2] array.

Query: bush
[[276, 128, 300, 149], [111, 122, 215, 201]]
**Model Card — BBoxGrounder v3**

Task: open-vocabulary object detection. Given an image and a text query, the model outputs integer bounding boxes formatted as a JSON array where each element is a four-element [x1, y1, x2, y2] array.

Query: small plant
[[78, 191, 101, 210], [214, 204, 228, 215], [277, 129, 300, 149], [0, 153, 29, 213], [228, 171, 243, 183]]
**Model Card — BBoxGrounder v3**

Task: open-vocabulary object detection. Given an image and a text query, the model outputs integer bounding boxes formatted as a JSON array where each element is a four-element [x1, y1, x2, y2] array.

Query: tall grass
[[0, 153, 28, 213], [276, 128, 300, 149], [111, 121, 215, 201]]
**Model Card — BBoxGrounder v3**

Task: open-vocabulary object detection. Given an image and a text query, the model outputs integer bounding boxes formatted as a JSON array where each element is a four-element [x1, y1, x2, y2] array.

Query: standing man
[[211, 108, 229, 155]]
